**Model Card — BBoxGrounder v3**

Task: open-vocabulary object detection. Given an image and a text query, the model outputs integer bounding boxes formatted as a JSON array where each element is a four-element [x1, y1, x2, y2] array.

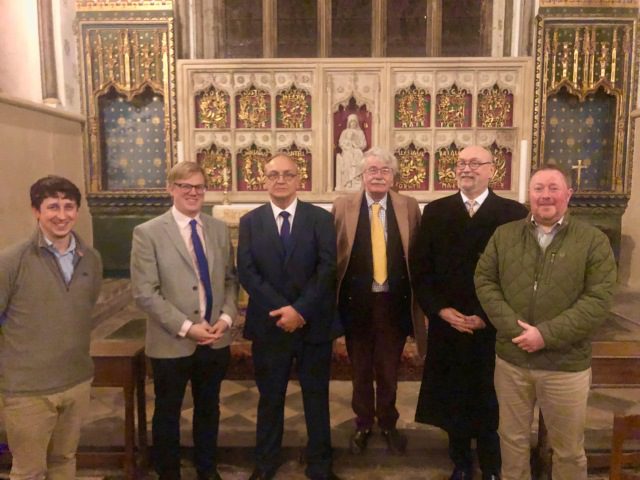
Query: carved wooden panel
[[178, 59, 531, 202]]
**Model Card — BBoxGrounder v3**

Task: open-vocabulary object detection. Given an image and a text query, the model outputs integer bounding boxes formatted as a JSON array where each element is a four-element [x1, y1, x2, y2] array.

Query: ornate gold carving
[[437, 84, 469, 128], [199, 146, 231, 190], [77, 3, 177, 194], [237, 86, 269, 129], [488, 145, 509, 189], [573, 29, 580, 84], [240, 145, 271, 190], [282, 145, 311, 189], [436, 144, 459, 189], [88, 28, 166, 97], [396, 84, 429, 128], [76, 1, 173, 11], [533, 11, 638, 197], [278, 85, 309, 129], [611, 28, 618, 84], [544, 25, 627, 99], [539, 0, 637, 7], [478, 84, 512, 128], [396, 144, 428, 190], [198, 87, 229, 128]]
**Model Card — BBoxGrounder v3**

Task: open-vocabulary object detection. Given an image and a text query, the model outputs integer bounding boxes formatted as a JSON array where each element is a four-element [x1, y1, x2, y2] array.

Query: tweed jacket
[[333, 189, 426, 356], [475, 213, 616, 372]]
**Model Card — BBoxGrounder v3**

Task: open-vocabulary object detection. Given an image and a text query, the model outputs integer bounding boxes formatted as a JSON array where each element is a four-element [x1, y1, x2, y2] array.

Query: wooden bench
[[0, 339, 148, 479], [78, 339, 148, 479]]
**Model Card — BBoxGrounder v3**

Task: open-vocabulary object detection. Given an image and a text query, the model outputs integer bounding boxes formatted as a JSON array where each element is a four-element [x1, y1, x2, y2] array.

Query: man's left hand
[[209, 319, 229, 342], [512, 320, 545, 353], [270, 305, 305, 333]]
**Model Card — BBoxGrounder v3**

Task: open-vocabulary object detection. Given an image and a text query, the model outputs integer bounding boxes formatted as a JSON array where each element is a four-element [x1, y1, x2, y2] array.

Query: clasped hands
[[186, 320, 229, 345], [270, 305, 305, 333], [439, 307, 486, 334]]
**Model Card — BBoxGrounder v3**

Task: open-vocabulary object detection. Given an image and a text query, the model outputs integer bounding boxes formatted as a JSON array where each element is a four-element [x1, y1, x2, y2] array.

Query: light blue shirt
[[44, 233, 77, 284], [532, 216, 565, 251]]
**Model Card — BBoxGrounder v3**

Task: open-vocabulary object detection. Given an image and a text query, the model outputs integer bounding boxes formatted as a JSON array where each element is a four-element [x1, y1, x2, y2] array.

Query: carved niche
[[76, 0, 177, 196]]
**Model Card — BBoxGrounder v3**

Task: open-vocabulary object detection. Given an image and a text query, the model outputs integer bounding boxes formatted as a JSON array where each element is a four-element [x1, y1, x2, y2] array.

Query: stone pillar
[[37, 0, 60, 106]]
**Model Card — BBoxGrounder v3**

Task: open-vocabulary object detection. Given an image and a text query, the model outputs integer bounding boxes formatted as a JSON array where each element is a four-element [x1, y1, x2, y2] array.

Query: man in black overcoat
[[411, 145, 528, 480]]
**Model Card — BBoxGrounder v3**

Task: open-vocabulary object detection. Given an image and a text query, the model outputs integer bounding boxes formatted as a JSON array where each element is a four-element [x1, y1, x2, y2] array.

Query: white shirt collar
[[460, 188, 490, 207], [365, 191, 388, 209], [531, 215, 565, 229], [270, 198, 298, 220], [171, 205, 202, 228]]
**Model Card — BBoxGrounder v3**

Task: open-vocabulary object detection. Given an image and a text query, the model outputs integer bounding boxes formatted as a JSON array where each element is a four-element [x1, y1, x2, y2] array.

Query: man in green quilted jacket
[[474, 164, 616, 480]]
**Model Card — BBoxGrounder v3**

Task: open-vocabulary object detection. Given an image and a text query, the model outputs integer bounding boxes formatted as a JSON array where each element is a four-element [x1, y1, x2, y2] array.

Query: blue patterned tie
[[189, 219, 213, 322], [279, 211, 291, 252]]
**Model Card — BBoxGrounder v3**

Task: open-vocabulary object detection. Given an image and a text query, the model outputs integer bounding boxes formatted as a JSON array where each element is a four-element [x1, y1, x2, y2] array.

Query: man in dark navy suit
[[238, 153, 341, 480], [412, 145, 528, 480]]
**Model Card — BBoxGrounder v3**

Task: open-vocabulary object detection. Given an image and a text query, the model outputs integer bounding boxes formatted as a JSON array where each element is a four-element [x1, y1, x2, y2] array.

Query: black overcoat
[[411, 190, 528, 435]]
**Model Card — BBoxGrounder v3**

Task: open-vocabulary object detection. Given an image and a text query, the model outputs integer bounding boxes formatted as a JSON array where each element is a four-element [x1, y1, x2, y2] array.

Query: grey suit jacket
[[131, 209, 238, 359]]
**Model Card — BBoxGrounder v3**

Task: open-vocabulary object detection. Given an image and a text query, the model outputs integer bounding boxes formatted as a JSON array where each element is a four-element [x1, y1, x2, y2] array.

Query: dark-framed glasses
[[174, 182, 207, 194], [364, 167, 393, 176], [265, 172, 298, 182], [456, 160, 493, 170]]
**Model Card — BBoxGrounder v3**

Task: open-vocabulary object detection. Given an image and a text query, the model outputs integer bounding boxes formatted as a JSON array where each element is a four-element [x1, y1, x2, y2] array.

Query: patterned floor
[[1, 280, 639, 479]]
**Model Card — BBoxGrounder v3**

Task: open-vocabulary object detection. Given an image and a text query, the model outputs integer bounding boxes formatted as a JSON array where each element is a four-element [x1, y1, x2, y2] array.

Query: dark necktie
[[189, 219, 213, 322], [279, 211, 291, 252]]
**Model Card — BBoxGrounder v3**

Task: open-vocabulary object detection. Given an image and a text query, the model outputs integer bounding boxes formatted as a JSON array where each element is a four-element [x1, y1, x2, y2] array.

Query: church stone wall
[[0, 94, 92, 249]]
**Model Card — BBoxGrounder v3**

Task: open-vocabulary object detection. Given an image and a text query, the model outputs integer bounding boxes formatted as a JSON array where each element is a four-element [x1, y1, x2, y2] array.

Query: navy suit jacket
[[237, 200, 339, 344]]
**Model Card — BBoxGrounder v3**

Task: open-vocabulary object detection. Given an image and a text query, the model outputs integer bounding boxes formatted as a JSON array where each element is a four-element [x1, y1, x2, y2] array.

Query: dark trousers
[[252, 337, 333, 478], [345, 292, 407, 431], [150, 345, 230, 479], [449, 430, 501, 476]]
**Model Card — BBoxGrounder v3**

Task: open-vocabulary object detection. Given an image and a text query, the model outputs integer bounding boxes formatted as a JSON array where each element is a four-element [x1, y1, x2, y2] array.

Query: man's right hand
[[186, 322, 217, 345], [439, 307, 474, 334]]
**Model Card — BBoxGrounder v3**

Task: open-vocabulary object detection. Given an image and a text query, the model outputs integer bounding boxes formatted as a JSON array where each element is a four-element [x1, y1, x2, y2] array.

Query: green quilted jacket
[[474, 213, 616, 372]]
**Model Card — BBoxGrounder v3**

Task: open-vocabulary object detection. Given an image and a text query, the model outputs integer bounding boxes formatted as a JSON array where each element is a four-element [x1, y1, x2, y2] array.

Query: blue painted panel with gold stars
[[99, 88, 166, 190], [544, 88, 615, 191]]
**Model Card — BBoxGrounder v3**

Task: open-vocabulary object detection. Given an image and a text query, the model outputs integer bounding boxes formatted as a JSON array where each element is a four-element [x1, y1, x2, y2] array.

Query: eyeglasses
[[174, 182, 207, 194], [364, 167, 393, 176], [265, 172, 298, 182], [456, 160, 493, 170]]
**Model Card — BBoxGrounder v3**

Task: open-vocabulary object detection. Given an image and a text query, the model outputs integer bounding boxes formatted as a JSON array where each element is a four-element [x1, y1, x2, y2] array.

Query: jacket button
[[193, 286, 198, 291], [194, 310, 199, 315]]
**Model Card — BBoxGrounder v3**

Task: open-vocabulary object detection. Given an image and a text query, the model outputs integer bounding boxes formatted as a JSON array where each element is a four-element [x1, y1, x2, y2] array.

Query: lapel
[[285, 199, 308, 264], [389, 190, 410, 257], [201, 215, 220, 278], [258, 203, 286, 261], [161, 210, 197, 272], [344, 191, 363, 256]]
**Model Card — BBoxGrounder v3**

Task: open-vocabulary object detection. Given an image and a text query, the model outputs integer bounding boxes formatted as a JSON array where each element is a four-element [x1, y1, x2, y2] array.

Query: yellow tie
[[371, 203, 387, 284]]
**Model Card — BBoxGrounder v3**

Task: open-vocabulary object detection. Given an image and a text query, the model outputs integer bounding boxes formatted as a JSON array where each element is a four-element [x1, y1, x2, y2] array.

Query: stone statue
[[336, 113, 367, 190]]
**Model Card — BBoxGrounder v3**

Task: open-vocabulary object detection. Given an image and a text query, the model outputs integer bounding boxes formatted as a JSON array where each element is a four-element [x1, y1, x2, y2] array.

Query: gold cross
[[571, 159, 588, 190]]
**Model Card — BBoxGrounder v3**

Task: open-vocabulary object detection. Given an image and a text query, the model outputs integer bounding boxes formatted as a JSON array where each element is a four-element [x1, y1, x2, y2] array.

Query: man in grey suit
[[131, 162, 238, 480]]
